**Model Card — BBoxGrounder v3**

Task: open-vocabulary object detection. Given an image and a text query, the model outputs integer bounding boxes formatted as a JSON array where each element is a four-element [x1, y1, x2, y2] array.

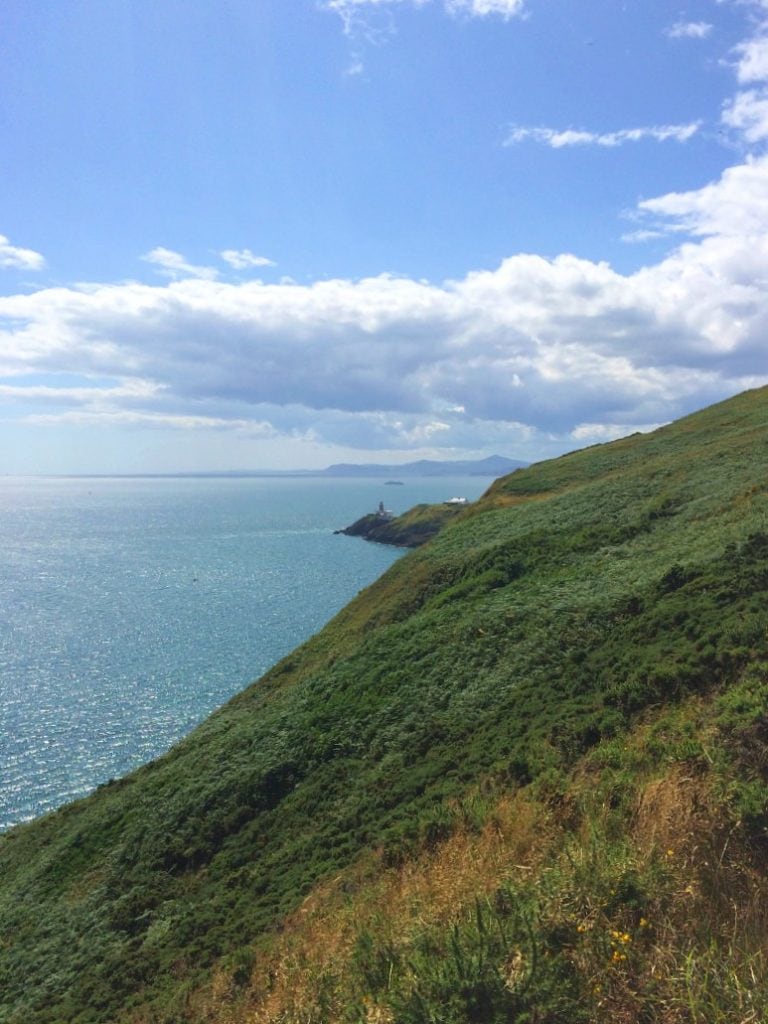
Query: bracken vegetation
[[2, 386, 768, 1023]]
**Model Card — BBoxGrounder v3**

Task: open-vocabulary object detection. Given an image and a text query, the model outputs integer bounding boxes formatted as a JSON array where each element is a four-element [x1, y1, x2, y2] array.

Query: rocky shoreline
[[335, 501, 467, 547]]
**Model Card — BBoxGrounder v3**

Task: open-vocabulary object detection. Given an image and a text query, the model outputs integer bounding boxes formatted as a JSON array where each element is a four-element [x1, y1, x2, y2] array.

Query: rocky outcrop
[[335, 502, 466, 547]]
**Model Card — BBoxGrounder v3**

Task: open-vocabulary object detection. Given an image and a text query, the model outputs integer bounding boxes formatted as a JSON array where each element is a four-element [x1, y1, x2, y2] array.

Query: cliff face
[[2, 388, 768, 1023]]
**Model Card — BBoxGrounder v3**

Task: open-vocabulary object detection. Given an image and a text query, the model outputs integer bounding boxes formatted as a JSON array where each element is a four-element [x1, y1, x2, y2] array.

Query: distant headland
[[335, 498, 470, 547], [316, 455, 526, 477], [54, 455, 527, 480]]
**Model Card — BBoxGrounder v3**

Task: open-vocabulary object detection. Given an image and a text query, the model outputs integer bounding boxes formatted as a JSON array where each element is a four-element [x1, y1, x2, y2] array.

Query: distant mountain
[[320, 454, 527, 477], [65, 456, 527, 480]]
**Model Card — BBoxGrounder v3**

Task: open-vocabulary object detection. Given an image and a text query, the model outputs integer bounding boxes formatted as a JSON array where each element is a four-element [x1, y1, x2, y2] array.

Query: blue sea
[[0, 474, 490, 831]]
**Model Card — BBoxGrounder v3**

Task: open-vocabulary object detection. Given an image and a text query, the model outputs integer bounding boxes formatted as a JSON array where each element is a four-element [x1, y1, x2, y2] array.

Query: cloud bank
[[4, 8, 768, 467], [2, 151, 768, 459]]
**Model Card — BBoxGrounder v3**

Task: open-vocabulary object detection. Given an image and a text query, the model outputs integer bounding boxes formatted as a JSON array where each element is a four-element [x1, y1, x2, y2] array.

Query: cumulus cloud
[[719, 26, 768, 145], [141, 247, 219, 280], [220, 249, 276, 270], [636, 154, 768, 236], [734, 32, 768, 83], [722, 88, 768, 142], [7, 18, 768, 461], [665, 21, 713, 40], [3, 156, 768, 457], [504, 123, 701, 148], [0, 234, 45, 271]]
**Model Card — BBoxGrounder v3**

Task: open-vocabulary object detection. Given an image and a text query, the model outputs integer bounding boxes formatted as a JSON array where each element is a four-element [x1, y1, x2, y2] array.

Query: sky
[[2, 0, 768, 473]]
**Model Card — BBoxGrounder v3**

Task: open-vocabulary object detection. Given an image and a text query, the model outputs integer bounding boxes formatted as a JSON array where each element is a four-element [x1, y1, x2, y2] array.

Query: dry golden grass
[[189, 708, 768, 1024], [187, 790, 547, 1024], [578, 765, 768, 1024]]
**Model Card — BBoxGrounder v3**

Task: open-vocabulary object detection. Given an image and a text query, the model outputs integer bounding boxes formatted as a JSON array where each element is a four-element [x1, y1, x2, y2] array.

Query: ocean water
[[0, 474, 490, 831]]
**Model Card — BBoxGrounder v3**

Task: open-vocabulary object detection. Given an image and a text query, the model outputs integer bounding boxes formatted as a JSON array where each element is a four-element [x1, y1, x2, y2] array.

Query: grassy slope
[[2, 387, 768, 1023]]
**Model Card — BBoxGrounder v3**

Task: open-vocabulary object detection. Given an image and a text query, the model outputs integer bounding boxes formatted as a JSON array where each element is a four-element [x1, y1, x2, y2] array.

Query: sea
[[0, 474, 491, 832]]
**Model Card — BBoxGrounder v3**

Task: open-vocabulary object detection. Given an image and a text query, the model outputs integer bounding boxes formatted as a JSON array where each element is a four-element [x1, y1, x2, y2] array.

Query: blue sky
[[1, 0, 768, 472]]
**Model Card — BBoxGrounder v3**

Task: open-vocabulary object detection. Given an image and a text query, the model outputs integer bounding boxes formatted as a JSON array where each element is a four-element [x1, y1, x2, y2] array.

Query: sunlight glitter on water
[[0, 474, 490, 830]]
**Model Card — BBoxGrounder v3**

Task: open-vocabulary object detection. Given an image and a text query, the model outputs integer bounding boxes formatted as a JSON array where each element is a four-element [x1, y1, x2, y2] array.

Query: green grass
[[2, 385, 768, 1023]]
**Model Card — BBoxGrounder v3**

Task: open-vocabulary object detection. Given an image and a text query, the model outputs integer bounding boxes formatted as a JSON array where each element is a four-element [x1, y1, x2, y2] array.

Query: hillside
[[2, 387, 768, 1023]]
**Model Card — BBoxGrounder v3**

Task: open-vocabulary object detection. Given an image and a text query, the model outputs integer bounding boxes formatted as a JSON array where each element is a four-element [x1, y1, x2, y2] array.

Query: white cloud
[[504, 123, 701, 148], [0, 377, 160, 406], [0, 234, 45, 271], [3, 157, 768, 458], [220, 249, 276, 271], [325, 0, 428, 36], [325, 0, 524, 76], [621, 229, 666, 244], [637, 154, 768, 236], [141, 247, 218, 280], [12, 8, 768, 468], [716, 20, 768, 146], [445, 0, 524, 18], [722, 88, 768, 141], [734, 33, 768, 82], [25, 409, 275, 434], [666, 21, 713, 40], [10, 5, 768, 468]]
